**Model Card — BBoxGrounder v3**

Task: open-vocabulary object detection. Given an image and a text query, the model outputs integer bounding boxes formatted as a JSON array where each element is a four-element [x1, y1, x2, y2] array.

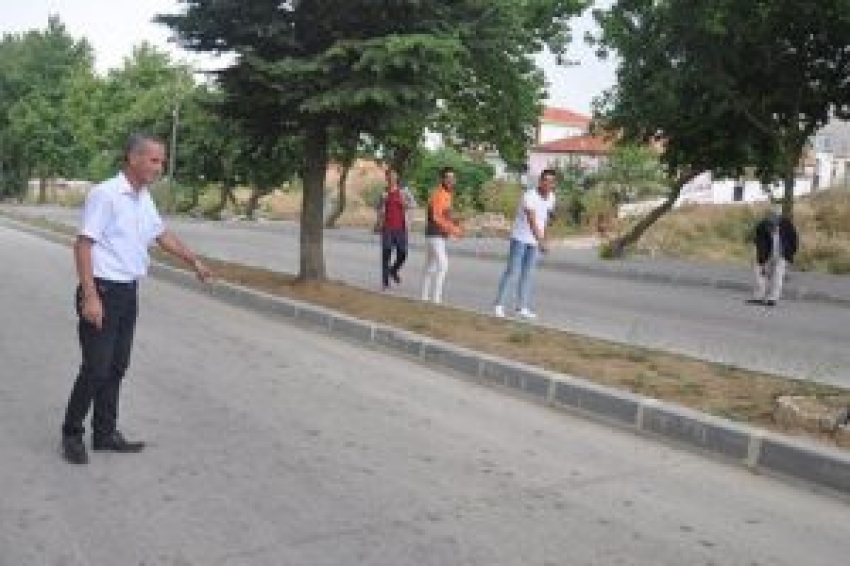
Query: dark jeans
[[62, 279, 138, 438], [381, 229, 408, 287]]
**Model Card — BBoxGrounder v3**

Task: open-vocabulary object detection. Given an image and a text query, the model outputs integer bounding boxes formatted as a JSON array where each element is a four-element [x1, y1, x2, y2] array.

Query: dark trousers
[[62, 279, 138, 438], [381, 229, 408, 287]]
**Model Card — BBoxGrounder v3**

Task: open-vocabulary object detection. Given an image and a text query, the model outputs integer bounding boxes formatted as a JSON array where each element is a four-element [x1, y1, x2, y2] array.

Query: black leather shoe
[[765, 300, 777, 306], [92, 431, 145, 453], [745, 298, 766, 305], [62, 435, 88, 464]]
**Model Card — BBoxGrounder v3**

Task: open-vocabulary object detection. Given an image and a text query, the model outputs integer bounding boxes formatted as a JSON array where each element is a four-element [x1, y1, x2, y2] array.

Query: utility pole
[[168, 102, 180, 181]]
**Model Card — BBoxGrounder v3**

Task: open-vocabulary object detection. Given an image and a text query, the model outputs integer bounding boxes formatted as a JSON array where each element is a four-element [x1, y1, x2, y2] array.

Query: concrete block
[[206, 279, 298, 319], [480, 360, 551, 400], [296, 305, 333, 329], [553, 380, 640, 426], [420, 342, 481, 377], [758, 437, 850, 494], [330, 314, 375, 344], [640, 403, 751, 461], [374, 328, 424, 357]]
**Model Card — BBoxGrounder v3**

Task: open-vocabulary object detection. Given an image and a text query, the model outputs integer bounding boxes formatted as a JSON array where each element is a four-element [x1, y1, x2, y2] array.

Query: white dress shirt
[[79, 172, 165, 282]]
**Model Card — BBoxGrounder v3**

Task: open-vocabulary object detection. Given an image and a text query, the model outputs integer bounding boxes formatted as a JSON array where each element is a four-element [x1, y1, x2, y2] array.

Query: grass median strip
[[8, 212, 849, 450]]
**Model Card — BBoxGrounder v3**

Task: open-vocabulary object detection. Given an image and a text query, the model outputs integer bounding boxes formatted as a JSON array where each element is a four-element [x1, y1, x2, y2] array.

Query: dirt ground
[[9, 212, 849, 450]]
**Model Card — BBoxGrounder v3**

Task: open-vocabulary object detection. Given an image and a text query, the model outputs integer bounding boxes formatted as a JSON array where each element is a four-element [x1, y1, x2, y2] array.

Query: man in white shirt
[[493, 169, 557, 319], [61, 133, 212, 465]]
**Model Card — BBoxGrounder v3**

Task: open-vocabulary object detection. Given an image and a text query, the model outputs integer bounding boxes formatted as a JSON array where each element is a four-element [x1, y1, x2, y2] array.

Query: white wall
[[538, 123, 585, 145], [528, 151, 605, 180], [619, 173, 818, 217]]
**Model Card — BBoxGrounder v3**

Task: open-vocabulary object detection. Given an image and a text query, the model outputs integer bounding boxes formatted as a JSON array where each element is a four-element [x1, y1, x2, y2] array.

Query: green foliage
[[158, 0, 587, 279], [0, 16, 94, 195], [406, 148, 495, 212], [480, 179, 523, 219], [595, 144, 667, 204], [595, 0, 850, 217]]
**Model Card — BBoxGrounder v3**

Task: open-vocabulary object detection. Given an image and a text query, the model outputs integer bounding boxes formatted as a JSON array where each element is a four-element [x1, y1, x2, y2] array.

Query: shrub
[[480, 179, 522, 218], [406, 148, 495, 212]]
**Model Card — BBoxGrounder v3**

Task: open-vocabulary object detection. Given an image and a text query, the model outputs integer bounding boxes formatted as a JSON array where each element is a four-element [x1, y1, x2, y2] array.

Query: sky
[[0, 0, 617, 116]]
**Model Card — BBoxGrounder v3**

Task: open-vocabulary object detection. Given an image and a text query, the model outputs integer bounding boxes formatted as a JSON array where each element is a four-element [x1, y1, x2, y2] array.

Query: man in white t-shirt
[[493, 169, 557, 319]]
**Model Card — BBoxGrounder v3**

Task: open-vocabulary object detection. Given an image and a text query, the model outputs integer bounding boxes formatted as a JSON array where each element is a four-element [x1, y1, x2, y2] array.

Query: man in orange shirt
[[421, 166, 463, 303]]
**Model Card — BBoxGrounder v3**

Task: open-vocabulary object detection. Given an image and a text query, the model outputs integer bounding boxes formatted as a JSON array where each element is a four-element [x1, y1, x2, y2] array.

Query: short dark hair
[[439, 166, 455, 179], [540, 168, 557, 180], [123, 133, 164, 162]]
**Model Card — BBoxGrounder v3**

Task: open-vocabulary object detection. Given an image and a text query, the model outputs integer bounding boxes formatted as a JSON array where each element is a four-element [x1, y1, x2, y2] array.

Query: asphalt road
[[7, 205, 849, 388], [2, 224, 850, 565]]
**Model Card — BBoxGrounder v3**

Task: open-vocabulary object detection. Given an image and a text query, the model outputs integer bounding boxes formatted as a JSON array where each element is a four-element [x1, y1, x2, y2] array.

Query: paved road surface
[[6, 206, 849, 387], [1, 224, 849, 565]]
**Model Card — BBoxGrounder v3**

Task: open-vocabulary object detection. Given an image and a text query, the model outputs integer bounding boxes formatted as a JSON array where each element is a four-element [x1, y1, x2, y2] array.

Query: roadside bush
[[406, 148, 495, 212], [480, 179, 522, 218]]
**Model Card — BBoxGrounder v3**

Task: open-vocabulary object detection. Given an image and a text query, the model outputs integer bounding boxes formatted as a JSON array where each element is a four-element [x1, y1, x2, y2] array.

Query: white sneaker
[[494, 305, 505, 317], [517, 308, 537, 319]]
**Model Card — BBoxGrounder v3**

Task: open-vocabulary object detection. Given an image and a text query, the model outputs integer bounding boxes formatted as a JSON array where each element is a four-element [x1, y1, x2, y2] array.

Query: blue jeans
[[495, 239, 539, 310]]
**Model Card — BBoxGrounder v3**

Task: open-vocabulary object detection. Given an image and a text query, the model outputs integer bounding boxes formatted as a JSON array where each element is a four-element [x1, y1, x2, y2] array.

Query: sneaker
[[517, 308, 537, 319], [494, 305, 505, 317]]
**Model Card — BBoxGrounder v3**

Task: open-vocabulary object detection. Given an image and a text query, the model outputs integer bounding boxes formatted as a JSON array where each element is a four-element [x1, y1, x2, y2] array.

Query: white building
[[534, 107, 591, 145]]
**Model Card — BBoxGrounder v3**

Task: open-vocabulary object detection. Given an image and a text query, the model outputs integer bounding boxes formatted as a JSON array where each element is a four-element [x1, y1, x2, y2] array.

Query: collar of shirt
[[117, 171, 144, 198]]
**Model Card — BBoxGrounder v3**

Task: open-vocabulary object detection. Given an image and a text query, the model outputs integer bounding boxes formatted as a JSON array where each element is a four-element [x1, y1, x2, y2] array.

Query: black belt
[[94, 277, 137, 289]]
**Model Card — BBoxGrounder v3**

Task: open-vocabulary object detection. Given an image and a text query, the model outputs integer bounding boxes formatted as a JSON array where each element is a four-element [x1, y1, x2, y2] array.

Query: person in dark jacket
[[747, 210, 798, 306]]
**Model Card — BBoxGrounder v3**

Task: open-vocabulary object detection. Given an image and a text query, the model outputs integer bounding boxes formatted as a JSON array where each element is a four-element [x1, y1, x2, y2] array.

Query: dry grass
[[632, 189, 850, 273]]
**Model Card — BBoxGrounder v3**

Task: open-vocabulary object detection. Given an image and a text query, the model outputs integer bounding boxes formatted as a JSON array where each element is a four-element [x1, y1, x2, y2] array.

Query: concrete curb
[[5, 216, 850, 496], [159, 262, 850, 496]]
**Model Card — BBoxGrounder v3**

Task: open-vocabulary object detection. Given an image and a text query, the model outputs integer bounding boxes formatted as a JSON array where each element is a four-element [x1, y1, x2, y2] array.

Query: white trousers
[[421, 236, 449, 303], [754, 257, 787, 301]]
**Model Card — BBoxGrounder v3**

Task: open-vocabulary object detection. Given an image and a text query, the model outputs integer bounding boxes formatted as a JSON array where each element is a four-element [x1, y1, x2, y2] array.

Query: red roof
[[535, 134, 612, 154], [540, 106, 591, 127]]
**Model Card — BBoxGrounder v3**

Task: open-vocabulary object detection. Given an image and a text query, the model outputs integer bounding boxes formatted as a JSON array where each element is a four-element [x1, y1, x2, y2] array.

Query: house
[[528, 132, 612, 178], [483, 105, 611, 180], [535, 107, 591, 145]]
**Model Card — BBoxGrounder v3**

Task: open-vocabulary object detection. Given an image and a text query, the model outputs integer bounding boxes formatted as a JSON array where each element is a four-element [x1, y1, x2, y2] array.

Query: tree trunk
[[324, 160, 351, 229], [391, 145, 413, 177], [38, 176, 48, 205], [299, 125, 329, 281], [780, 137, 808, 219], [782, 166, 795, 219], [610, 170, 699, 257], [210, 183, 236, 219], [245, 186, 263, 220]]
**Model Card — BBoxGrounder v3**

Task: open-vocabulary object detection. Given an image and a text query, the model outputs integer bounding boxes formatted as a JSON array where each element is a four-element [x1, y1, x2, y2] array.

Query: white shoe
[[517, 308, 537, 319], [494, 305, 505, 317]]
